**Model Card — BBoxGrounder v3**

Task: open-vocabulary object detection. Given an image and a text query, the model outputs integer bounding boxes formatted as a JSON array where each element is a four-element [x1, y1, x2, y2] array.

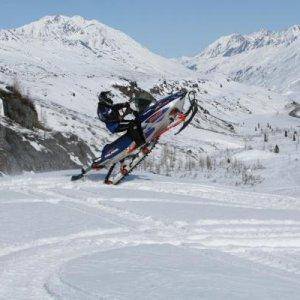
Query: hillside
[[179, 26, 300, 98], [0, 15, 191, 82], [0, 16, 298, 189], [0, 14, 299, 300]]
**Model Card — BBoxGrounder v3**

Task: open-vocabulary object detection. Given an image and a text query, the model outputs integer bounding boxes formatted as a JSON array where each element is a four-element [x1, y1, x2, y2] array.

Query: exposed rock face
[[113, 81, 156, 112], [0, 86, 94, 175], [0, 118, 94, 174], [113, 81, 155, 101], [0, 86, 41, 129]]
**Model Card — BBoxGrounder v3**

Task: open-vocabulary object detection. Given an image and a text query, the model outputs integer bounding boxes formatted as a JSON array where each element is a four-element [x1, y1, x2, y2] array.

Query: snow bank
[[232, 149, 276, 162]]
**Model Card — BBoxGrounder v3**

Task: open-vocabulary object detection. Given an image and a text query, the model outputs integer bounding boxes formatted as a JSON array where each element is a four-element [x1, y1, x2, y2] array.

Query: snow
[[232, 149, 276, 162], [0, 171, 299, 299], [0, 15, 296, 161], [0, 15, 299, 299], [0, 15, 191, 82], [28, 140, 46, 151], [0, 98, 3, 116], [68, 154, 82, 165], [178, 25, 300, 99], [46, 244, 300, 299]]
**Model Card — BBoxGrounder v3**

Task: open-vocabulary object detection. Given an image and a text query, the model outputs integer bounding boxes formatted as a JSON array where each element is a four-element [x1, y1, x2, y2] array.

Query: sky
[[0, 0, 299, 57]]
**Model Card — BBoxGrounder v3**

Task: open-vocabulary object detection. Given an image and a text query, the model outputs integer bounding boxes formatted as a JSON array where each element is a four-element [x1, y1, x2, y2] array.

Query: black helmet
[[98, 91, 114, 105]]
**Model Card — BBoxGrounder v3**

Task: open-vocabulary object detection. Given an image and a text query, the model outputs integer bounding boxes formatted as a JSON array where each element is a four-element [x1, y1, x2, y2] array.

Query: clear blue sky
[[0, 0, 299, 57]]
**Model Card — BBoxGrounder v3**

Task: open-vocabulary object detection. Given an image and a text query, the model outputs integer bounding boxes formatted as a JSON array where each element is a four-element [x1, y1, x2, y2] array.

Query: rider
[[97, 91, 146, 147]]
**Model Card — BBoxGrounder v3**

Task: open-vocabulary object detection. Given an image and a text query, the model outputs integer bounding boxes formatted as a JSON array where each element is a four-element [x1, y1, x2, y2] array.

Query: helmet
[[98, 91, 114, 105]]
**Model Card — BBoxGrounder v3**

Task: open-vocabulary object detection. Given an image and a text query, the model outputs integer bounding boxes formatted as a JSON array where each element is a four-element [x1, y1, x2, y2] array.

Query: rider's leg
[[127, 120, 146, 147], [131, 111, 146, 146], [114, 121, 131, 132], [112, 120, 146, 147], [106, 121, 129, 133], [134, 119, 146, 144]]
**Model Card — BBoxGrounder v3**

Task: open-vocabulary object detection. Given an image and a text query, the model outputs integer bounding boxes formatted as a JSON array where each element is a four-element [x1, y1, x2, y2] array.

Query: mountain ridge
[[0, 15, 298, 181], [0, 15, 191, 79], [178, 25, 300, 97], [180, 25, 300, 61]]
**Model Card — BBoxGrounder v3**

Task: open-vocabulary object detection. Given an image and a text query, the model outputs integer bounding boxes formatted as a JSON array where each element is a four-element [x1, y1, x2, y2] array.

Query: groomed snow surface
[[0, 171, 299, 299]]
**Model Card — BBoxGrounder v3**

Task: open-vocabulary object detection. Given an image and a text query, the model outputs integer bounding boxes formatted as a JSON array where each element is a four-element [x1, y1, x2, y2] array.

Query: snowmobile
[[71, 90, 198, 184]]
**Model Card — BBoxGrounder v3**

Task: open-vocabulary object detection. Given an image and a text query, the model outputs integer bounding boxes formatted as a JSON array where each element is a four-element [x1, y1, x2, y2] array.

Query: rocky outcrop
[[0, 118, 94, 174], [0, 86, 94, 175], [113, 81, 155, 102]]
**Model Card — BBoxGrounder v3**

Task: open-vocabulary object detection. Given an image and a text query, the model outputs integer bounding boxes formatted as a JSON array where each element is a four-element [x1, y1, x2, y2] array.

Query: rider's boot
[[133, 133, 150, 154], [104, 179, 113, 185], [104, 164, 115, 184], [120, 159, 128, 175], [134, 126, 150, 154]]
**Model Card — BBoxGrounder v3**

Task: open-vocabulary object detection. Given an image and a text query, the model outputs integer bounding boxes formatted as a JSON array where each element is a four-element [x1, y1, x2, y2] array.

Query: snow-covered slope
[[0, 15, 191, 127], [0, 16, 299, 298], [0, 15, 191, 80], [179, 26, 300, 98], [0, 171, 299, 299], [0, 15, 193, 164], [0, 15, 298, 183]]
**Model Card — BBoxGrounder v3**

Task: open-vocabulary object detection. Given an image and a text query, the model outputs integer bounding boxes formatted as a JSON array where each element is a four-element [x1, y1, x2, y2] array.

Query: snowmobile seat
[[100, 133, 133, 162]]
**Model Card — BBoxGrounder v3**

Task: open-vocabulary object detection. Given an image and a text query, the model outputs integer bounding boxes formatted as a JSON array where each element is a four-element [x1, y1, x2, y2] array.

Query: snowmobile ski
[[104, 141, 157, 185], [175, 101, 198, 135]]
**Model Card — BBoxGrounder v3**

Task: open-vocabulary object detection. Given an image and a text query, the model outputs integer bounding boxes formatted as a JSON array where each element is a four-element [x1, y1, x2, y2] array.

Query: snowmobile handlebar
[[188, 90, 196, 102]]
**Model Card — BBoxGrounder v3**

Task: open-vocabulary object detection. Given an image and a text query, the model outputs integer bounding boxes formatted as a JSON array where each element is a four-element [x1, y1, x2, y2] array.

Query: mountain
[[179, 26, 300, 98], [0, 15, 194, 122], [0, 15, 298, 184], [0, 15, 191, 79], [0, 16, 299, 299]]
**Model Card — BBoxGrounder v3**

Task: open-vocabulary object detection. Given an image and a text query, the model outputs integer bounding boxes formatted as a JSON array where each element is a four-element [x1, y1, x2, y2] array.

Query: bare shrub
[[10, 78, 36, 111], [0, 79, 43, 129]]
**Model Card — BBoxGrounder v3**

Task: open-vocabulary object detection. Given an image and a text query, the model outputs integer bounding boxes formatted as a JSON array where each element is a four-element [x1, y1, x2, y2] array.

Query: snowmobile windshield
[[133, 92, 156, 113]]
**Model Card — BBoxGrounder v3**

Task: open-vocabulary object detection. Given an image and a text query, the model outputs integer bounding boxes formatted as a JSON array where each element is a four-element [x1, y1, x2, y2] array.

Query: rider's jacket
[[97, 102, 128, 133]]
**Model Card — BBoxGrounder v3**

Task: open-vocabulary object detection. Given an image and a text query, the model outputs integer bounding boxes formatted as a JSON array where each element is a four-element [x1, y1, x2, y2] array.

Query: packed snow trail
[[0, 171, 299, 299]]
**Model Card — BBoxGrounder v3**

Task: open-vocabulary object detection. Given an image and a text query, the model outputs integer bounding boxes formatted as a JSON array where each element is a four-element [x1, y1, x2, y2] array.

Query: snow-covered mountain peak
[[197, 25, 300, 59], [177, 25, 300, 96], [19, 15, 122, 38], [4, 15, 103, 35], [197, 34, 248, 58], [0, 14, 138, 48], [286, 24, 300, 34], [0, 15, 192, 87], [247, 25, 300, 45]]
